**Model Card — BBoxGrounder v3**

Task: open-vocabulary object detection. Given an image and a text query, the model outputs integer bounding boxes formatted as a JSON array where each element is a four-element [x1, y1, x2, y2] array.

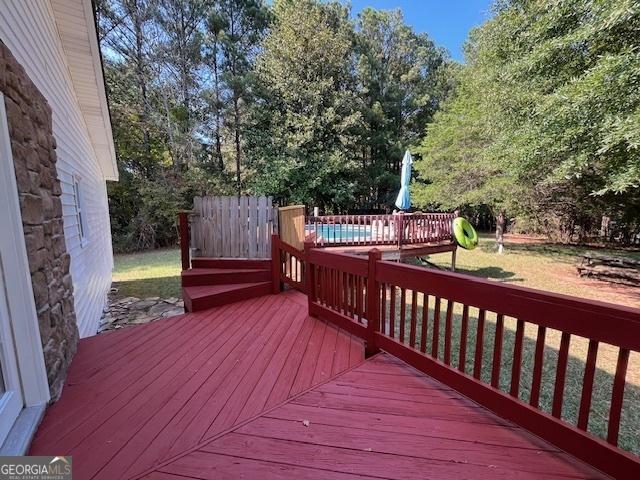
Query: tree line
[[97, 0, 451, 251], [100, 0, 640, 252], [412, 0, 640, 245]]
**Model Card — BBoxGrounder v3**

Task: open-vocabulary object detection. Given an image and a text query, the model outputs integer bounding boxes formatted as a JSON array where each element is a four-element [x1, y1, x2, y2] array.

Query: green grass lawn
[[112, 248, 181, 299], [111, 236, 639, 454]]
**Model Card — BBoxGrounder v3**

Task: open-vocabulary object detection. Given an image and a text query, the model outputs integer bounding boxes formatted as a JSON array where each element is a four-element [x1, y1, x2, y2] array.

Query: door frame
[[0, 93, 50, 416]]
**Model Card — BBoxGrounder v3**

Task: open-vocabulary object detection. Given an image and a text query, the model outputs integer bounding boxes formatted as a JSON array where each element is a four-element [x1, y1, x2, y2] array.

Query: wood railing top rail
[[306, 248, 368, 277], [376, 260, 640, 350], [307, 212, 455, 222]]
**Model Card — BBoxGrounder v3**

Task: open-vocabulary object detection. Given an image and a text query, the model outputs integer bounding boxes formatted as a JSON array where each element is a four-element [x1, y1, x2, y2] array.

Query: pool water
[[306, 224, 372, 241]]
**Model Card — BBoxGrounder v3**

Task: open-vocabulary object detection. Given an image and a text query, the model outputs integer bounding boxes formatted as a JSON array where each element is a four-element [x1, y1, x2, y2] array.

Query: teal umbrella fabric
[[394, 150, 413, 210]]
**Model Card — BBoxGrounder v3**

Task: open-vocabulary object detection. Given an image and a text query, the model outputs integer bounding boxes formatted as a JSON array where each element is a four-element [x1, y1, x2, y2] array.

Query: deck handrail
[[286, 234, 640, 478], [306, 212, 455, 247]]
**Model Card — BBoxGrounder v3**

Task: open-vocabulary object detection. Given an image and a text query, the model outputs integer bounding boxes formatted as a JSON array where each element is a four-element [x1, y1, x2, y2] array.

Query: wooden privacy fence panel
[[279, 205, 306, 250], [191, 196, 278, 258], [298, 239, 640, 479], [307, 212, 455, 247]]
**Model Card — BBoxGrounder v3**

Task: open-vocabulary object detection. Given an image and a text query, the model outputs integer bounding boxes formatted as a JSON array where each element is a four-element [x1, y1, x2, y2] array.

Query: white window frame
[[72, 174, 89, 247], [0, 93, 51, 450]]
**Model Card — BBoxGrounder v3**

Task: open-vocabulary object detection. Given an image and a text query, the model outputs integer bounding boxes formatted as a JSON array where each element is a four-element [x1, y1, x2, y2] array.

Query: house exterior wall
[[0, 0, 114, 337], [0, 40, 78, 400]]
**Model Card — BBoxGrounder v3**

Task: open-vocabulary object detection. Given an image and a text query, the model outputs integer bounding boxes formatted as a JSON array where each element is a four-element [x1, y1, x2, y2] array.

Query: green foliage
[[246, 1, 451, 212], [246, 0, 363, 211], [414, 0, 640, 242]]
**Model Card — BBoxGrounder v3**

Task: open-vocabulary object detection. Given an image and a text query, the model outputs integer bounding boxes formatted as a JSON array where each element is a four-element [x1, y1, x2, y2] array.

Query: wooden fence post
[[271, 234, 281, 294], [366, 249, 382, 357], [304, 239, 315, 309], [178, 211, 190, 271]]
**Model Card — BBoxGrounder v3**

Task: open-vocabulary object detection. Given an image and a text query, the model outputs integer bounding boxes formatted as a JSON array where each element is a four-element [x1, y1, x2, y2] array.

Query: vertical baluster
[[380, 283, 387, 335], [491, 314, 504, 388], [552, 332, 571, 418], [431, 297, 441, 358], [356, 275, 363, 323], [409, 291, 418, 349], [420, 294, 429, 352], [341, 271, 347, 314], [458, 305, 469, 373], [473, 309, 486, 379], [510, 319, 525, 398], [399, 288, 407, 343], [389, 285, 396, 338], [444, 300, 453, 365], [607, 348, 630, 445], [346, 274, 352, 316], [577, 339, 599, 430], [530, 325, 546, 408]]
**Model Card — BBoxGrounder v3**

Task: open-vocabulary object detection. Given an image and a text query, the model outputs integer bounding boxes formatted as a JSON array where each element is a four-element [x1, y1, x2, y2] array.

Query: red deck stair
[[182, 258, 273, 312]]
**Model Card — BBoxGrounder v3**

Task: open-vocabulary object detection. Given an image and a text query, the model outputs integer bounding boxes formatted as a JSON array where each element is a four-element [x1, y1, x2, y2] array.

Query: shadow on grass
[[479, 241, 588, 260], [454, 266, 525, 283], [112, 275, 181, 300], [415, 258, 524, 283], [383, 294, 639, 456]]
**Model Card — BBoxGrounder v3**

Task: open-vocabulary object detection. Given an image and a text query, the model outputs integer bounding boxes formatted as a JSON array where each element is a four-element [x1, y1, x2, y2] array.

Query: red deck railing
[[272, 234, 640, 478], [307, 213, 455, 247]]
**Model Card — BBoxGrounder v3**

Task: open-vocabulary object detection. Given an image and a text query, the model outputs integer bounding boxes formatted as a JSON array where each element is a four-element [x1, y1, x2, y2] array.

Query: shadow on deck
[[30, 290, 606, 479]]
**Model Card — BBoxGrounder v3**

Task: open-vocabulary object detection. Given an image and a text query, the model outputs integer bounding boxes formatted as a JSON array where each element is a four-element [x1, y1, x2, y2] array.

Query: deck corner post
[[271, 233, 281, 294], [366, 248, 382, 357], [178, 211, 190, 271]]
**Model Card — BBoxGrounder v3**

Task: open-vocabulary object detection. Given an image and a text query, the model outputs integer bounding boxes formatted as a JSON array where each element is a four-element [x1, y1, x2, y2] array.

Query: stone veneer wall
[[0, 40, 78, 400]]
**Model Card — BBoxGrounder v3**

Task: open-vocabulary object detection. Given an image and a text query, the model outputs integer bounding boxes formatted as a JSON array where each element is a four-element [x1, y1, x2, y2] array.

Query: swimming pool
[[306, 224, 372, 242]]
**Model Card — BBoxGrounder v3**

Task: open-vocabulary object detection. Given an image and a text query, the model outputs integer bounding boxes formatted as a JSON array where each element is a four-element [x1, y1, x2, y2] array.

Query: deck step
[[183, 282, 272, 312], [191, 258, 272, 270], [181, 268, 271, 287]]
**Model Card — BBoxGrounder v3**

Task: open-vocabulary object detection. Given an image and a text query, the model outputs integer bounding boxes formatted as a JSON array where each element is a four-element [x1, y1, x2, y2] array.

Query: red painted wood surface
[[307, 212, 455, 248], [301, 241, 640, 478], [29, 291, 364, 480], [146, 354, 607, 480]]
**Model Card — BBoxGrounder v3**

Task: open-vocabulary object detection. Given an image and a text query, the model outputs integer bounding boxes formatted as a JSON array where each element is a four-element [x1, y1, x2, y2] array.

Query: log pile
[[577, 253, 640, 286]]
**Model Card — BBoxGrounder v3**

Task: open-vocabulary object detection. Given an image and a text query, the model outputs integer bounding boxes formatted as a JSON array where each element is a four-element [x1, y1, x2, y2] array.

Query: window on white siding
[[72, 176, 88, 246]]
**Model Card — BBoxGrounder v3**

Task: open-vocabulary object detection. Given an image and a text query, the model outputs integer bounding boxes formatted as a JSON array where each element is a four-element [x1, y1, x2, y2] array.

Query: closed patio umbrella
[[394, 150, 413, 211]]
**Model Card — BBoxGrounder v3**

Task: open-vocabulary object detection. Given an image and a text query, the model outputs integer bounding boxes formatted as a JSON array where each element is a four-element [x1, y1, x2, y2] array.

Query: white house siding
[[0, 0, 113, 337]]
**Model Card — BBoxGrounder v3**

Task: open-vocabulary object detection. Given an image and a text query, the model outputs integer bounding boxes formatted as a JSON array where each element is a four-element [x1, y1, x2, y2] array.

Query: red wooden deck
[[145, 354, 606, 480], [30, 290, 607, 479], [29, 290, 364, 479]]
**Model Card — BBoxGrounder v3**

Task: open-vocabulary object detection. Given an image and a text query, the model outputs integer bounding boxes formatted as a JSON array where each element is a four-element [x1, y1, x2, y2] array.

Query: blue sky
[[349, 0, 494, 62]]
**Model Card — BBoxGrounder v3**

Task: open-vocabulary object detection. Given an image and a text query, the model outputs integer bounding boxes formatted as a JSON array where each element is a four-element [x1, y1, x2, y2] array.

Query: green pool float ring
[[453, 217, 478, 250]]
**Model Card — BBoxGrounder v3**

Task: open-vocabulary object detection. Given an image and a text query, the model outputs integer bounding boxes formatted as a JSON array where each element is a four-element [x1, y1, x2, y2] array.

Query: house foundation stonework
[[0, 40, 78, 400]]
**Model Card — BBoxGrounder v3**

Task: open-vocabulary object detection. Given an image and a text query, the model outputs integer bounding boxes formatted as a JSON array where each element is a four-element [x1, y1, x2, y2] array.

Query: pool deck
[[324, 241, 458, 262]]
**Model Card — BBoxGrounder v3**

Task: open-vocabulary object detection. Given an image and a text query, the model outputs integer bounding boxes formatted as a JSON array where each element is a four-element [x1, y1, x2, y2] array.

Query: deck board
[[152, 353, 607, 480], [29, 291, 364, 480]]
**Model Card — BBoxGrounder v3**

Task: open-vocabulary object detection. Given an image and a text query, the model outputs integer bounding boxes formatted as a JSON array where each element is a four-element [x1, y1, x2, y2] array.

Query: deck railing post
[[397, 214, 404, 248], [366, 249, 382, 357], [304, 239, 315, 308], [178, 211, 190, 271], [271, 234, 281, 294]]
